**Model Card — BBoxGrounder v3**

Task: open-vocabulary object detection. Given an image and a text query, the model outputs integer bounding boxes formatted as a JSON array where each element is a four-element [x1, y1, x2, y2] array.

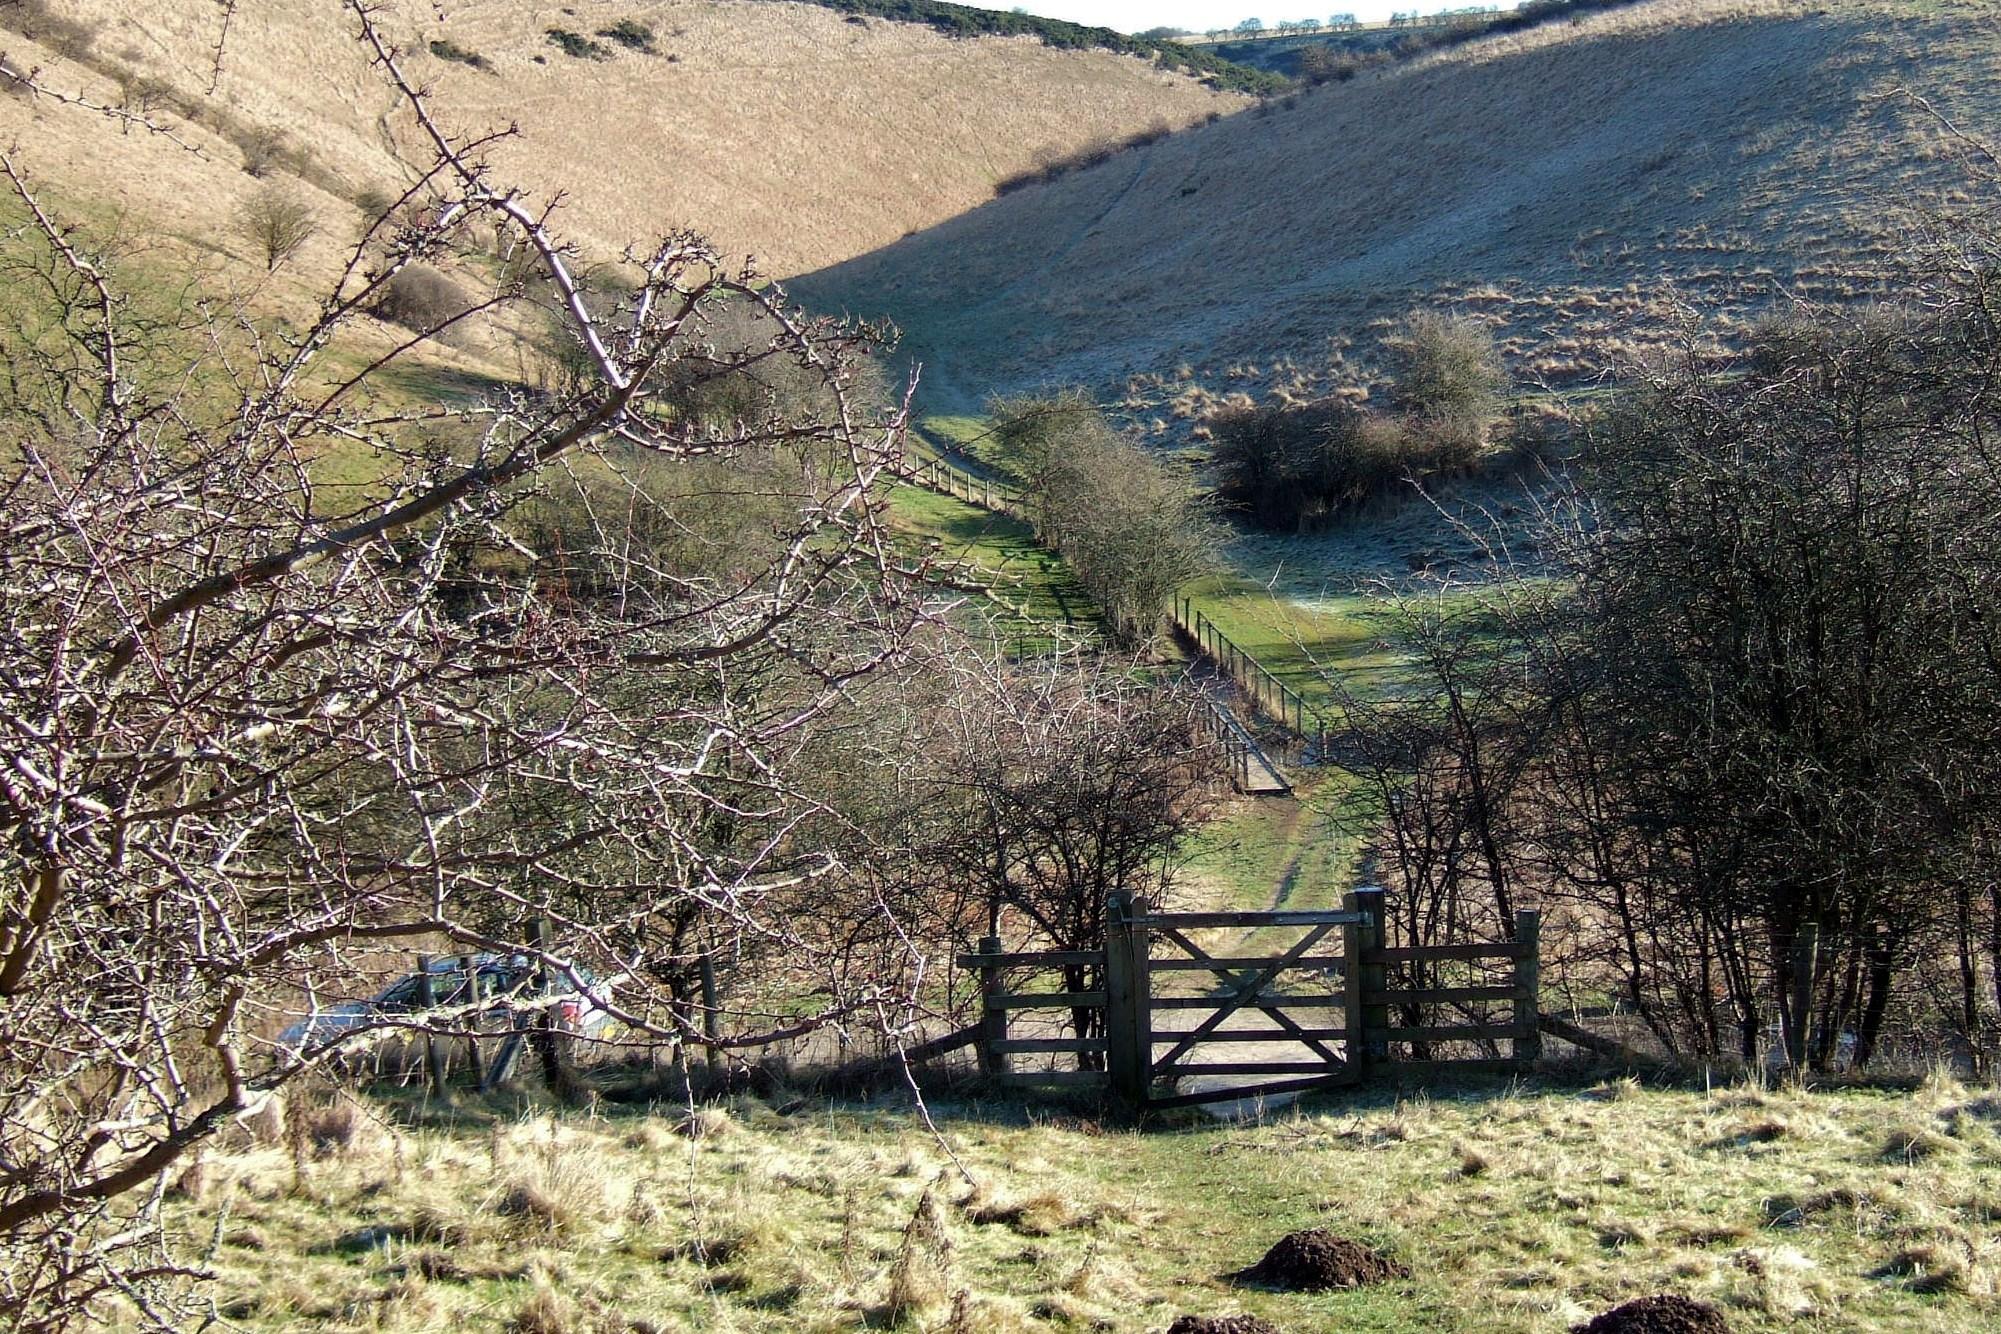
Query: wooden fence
[[895, 451, 1028, 519], [1192, 694, 1290, 795], [959, 887, 1539, 1108], [1171, 596, 1326, 756]]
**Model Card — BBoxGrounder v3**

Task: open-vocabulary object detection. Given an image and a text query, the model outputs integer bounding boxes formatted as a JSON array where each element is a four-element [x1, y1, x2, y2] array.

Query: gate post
[[1513, 909, 1541, 1066], [699, 953, 723, 1077], [1103, 890, 1150, 1109], [1342, 891, 1370, 1081], [1345, 887, 1388, 1075], [976, 934, 1010, 1077], [460, 953, 485, 1085]]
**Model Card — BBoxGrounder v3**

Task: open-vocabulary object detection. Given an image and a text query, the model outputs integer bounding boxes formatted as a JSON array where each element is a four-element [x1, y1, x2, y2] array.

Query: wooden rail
[[958, 934, 1110, 1091], [1172, 597, 1327, 757]]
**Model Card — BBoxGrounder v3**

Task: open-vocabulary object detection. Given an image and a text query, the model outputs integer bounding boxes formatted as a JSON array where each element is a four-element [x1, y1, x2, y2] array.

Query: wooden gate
[[964, 887, 1541, 1109]]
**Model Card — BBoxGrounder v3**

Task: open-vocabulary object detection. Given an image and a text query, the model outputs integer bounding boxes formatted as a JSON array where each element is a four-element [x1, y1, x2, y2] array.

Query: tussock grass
[[152, 1077, 2001, 1331]]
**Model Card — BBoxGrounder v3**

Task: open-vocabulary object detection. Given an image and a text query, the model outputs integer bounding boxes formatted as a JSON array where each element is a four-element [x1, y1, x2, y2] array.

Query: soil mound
[[1232, 1228, 1409, 1291], [1572, 1294, 1731, 1334], [1166, 1317, 1280, 1334]]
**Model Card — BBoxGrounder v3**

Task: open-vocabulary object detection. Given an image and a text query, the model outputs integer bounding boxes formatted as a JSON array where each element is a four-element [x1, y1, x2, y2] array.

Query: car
[[277, 952, 616, 1052]]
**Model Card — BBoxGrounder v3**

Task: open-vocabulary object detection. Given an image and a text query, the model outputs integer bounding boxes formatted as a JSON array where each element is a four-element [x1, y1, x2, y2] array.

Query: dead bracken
[[1231, 1229, 1409, 1291], [1572, 1294, 1731, 1334]]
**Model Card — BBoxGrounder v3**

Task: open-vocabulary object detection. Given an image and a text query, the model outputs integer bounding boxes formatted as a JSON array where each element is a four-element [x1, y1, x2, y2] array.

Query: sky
[[989, 1, 1519, 35]]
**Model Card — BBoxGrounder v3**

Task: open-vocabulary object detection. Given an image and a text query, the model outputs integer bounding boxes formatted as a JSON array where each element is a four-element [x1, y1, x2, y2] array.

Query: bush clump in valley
[[597, 18, 658, 53], [371, 264, 476, 340], [1209, 310, 1505, 529], [428, 38, 491, 71]]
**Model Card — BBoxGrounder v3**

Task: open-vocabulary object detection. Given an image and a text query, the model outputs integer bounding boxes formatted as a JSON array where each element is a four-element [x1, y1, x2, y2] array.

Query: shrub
[[597, 18, 657, 53], [427, 38, 490, 71], [239, 185, 316, 272], [371, 264, 474, 338], [545, 27, 611, 60], [992, 391, 1217, 649], [232, 124, 305, 179], [1208, 395, 1478, 531], [1382, 309, 1506, 450], [353, 186, 394, 221]]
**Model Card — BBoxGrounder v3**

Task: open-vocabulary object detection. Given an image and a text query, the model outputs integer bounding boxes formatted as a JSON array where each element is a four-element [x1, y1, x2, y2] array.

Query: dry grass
[[0, 0, 1243, 286], [148, 1075, 2001, 1331], [795, 0, 2001, 405]]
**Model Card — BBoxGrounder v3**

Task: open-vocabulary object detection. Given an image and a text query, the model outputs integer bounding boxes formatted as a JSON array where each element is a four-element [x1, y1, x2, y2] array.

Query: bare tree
[[924, 646, 1218, 1056], [0, 6, 932, 1326], [238, 182, 316, 270]]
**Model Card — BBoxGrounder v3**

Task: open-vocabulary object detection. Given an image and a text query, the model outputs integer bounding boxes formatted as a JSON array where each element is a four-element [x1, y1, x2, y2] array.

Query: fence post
[[460, 953, 486, 1085], [700, 953, 723, 1077], [525, 918, 578, 1101], [415, 954, 448, 1098], [1102, 890, 1150, 1109], [1784, 921, 1819, 1070], [976, 934, 1009, 1077], [1342, 892, 1369, 1081], [1513, 909, 1541, 1066]]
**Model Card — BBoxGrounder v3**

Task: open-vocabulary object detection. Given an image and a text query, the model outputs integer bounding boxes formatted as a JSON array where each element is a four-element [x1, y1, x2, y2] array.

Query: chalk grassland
[[0, 0, 1242, 288], [161, 1074, 2001, 1331], [793, 0, 2001, 399]]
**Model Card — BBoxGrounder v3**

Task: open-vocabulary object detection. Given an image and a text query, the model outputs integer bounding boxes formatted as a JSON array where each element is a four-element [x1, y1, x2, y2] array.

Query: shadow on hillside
[[791, 6, 1958, 396]]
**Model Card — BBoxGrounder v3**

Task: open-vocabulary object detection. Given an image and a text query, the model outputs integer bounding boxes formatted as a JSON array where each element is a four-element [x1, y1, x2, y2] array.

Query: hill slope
[[0, 0, 1246, 282], [792, 0, 2001, 403]]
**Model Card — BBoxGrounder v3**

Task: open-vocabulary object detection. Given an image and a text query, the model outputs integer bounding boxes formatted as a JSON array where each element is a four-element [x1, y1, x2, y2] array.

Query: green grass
[[887, 482, 1099, 645], [911, 414, 1020, 480], [165, 1072, 2001, 1331], [1177, 772, 1372, 917], [1179, 573, 1412, 722]]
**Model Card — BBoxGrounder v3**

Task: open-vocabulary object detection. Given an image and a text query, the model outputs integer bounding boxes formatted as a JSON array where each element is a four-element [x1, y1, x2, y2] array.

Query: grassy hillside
[[789, 0, 1286, 94], [792, 0, 2001, 401], [163, 1073, 2001, 1331], [0, 0, 1247, 286]]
